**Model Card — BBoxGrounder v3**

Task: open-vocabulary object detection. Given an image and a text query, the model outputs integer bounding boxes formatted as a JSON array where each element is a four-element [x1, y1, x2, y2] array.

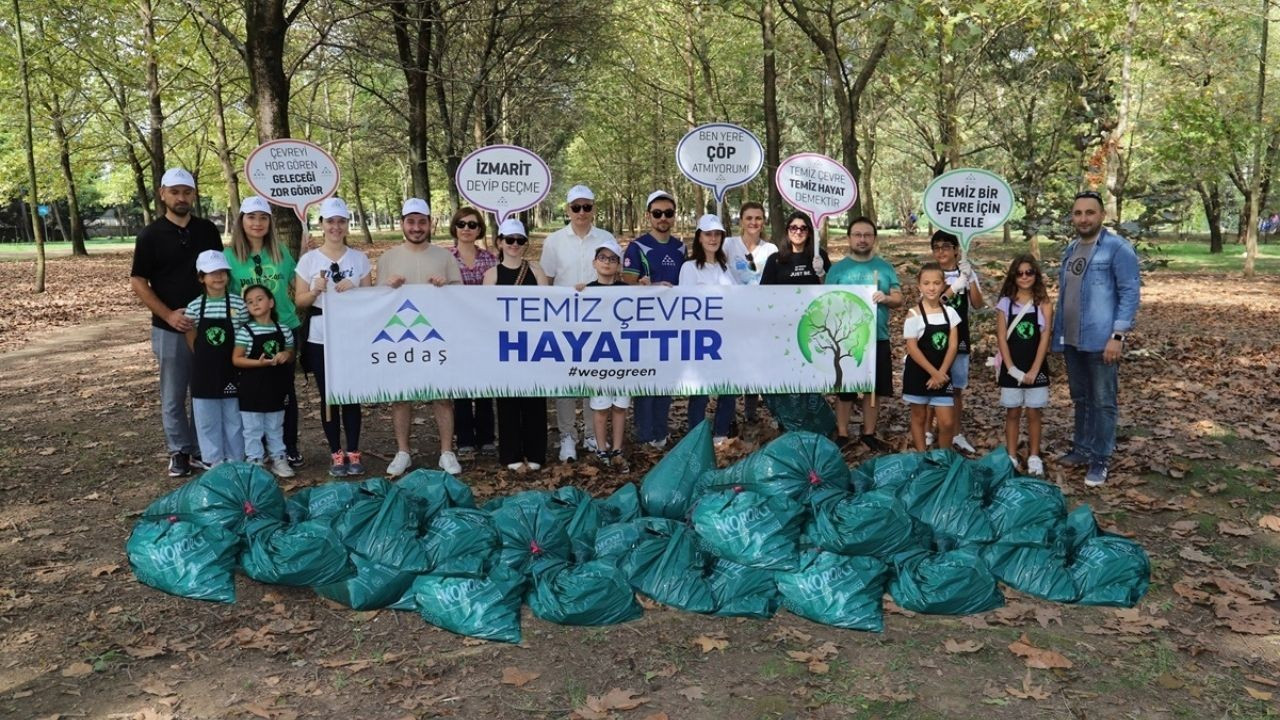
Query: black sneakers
[[168, 452, 192, 477]]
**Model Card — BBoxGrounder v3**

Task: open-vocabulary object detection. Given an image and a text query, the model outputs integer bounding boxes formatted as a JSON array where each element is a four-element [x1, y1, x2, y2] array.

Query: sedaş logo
[[373, 299, 444, 343]]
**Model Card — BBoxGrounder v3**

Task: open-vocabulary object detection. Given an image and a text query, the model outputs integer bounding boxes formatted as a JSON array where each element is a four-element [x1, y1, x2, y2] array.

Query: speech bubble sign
[[922, 168, 1014, 254], [775, 153, 858, 231], [244, 139, 340, 221], [675, 123, 765, 204], [455, 145, 552, 224]]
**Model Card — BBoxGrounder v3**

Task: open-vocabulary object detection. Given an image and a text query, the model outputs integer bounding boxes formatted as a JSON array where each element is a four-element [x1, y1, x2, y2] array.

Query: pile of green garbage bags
[[128, 422, 1149, 642]]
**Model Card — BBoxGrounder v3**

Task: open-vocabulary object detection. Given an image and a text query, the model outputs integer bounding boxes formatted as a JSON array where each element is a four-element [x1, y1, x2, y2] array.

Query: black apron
[[943, 269, 971, 353], [998, 302, 1051, 389], [238, 322, 291, 412], [902, 302, 953, 397], [191, 295, 238, 399]]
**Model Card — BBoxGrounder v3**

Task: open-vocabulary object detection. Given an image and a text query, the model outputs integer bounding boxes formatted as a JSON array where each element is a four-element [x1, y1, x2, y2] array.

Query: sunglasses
[[650, 209, 675, 219], [1016, 269, 1036, 277], [745, 254, 757, 271], [329, 262, 342, 280], [501, 236, 528, 246], [454, 220, 481, 230], [570, 203, 594, 213], [252, 254, 264, 277], [786, 225, 808, 234]]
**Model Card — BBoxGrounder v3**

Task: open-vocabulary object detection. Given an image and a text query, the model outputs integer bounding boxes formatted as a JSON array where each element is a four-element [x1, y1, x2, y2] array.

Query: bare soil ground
[[0, 241, 1277, 720]]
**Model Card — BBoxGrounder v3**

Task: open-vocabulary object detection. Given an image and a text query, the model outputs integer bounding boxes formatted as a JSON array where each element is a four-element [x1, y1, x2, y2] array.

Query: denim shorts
[[1000, 386, 1049, 409], [590, 396, 631, 411], [903, 394, 955, 407], [950, 353, 970, 389]]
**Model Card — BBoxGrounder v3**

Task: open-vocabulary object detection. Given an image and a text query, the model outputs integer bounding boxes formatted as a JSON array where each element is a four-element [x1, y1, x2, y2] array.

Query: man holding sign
[[1052, 190, 1140, 488]]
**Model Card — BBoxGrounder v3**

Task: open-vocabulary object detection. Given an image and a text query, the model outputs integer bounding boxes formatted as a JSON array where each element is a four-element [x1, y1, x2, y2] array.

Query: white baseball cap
[[160, 168, 196, 189], [196, 250, 231, 274], [401, 198, 431, 217], [593, 238, 623, 259], [319, 197, 350, 220], [646, 190, 674, 208], [566, 185, 595, 203], [697, 214, 726, 234], [498, 218, 527, 237], [240, 196, 271, 215]]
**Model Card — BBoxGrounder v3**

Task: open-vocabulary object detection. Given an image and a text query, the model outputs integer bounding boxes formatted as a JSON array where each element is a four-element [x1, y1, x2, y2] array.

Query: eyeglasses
[[501, 236, 528, 246], [329, 262, 341, 281], [786, 225, 808, 234], [570, 203, 593, 213], [454, 220, 481, 230], [252, 254, 264, 277], [1016, 269, 1036, 277], [595, 254, 620, 264], [745, 254, 757, 271], [650, 209, 675, 219]]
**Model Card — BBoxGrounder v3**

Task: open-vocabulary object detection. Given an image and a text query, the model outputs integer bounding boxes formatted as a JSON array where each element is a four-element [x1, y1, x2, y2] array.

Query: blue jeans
[[1063, 346, 1118, 464], [632, 395, 672, 443], [151, 328, 197, 455], [242, 410, 286, 462], [193, 398, 245, 464], [688, 395, 737, 437]]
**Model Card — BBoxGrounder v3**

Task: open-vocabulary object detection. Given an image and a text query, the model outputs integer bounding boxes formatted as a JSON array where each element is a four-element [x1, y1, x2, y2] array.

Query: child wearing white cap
[[582, 238, 631, 470], [184, 250, 248, 466]]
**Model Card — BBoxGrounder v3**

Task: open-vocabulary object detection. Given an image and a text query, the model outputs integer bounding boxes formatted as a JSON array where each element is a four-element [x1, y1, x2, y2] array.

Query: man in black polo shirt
[[129, 168, 224, 476]]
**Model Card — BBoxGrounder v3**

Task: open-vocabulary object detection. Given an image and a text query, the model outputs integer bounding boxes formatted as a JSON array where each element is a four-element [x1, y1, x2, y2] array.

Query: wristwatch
[[1111, 333, 1126, 343]]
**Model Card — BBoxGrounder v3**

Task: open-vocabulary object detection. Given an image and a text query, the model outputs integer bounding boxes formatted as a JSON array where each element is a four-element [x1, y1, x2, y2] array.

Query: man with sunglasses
[[130, 168, 224, 477], [1052, 190, 1140, 488], [540, 184, 614, 461], [622, 190, 685, 448], [377, 198, 465, 476]]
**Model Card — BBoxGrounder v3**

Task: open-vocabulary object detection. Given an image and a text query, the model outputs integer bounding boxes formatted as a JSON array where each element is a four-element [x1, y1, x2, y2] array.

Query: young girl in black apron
[[232, 284, 296, 478], [995, 254, 1053, 476], [902, 262, 960, 451], [185, 251, 247, 466]]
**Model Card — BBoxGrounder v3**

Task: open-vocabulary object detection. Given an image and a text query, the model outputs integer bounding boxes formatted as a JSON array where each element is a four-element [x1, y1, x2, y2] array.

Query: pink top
[[449, 246, 497, 286]]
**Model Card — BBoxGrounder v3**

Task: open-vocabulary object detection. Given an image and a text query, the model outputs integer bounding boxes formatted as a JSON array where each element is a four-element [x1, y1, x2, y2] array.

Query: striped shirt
[[185, 293, 248, 323], [235, 322, 295, 352]]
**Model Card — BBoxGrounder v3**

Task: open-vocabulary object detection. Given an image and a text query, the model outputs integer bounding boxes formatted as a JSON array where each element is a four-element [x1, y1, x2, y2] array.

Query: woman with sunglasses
[[759, 211, 831, 286], [679, 214, 739, 447], [225, 196, 304, 467], [448, 207, 498, 458], [294, 197, 373, 477], [483, 218, 549, 471], [723, 201, 778, 424]]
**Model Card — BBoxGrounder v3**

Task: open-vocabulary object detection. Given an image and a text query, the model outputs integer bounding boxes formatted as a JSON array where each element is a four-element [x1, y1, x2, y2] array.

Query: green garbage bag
[[1070, 536, 1150, 607], [143, 462, 285, 535], [987, 477, 1067, 545], [330, 479, 430, 572], [127, 515, 240, 603], [980, 543, 1078, 603], [708, 558, 780, 619], [806, 488, 932, 560], [620, 522, 715, 613], [487, 490, 575, 574], [314, 551, 417, 610], [895, 451, 996, 544], [593, 518, 681, 562], [691, 489, 804, 570], [554, 486, 606, 563], [968, 446, 1017, 497], [596, 483, 641, 525], [396, 469, 476, 528], [640, 420, 716, 520], [775, 550, 888, 632], [889, 546, 1004, 615], [239, 517, 354, 587], [763, 393, 836, 436], [285, 482, 360, 522], [527, 558, 642, 626], [700, 432, 850, 502], [422, 508, 498, 577], [413, 563, 528, 643]]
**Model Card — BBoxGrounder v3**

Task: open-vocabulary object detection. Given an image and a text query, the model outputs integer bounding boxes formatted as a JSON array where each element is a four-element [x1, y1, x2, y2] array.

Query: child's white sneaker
[[387, 451, 412, 478], [924, 431, 935, 447], [953, 434, 976, 453], [1026, 455, 1045, 477], [270, 456, 295, 478], [1008, 454, 1021, 472]]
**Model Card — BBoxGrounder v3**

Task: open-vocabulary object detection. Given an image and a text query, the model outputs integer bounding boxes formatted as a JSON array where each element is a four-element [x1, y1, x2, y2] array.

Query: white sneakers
[[270, 457, 295, 478], [559, 433, 577, 462], [387, 451, 412, 478], [438, 451, 462, 475], [583, 436, 599, 453], [952, 434, 976, 454], [925, 432, 935, 447], [713, 436, 730, 448], [1026, 455, 1045, 477]]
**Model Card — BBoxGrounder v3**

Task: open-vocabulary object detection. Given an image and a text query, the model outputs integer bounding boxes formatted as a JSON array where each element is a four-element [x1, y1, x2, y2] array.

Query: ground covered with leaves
[[0, 241, 1277, 720]]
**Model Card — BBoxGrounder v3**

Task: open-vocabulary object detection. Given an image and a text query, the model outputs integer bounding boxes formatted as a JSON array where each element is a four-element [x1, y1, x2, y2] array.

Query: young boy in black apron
[[185, 251, 247, 466]]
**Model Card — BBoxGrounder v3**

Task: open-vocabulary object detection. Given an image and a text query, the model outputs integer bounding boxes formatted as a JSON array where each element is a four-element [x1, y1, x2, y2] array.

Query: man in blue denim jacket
[[1051, 190, 1140, 487]]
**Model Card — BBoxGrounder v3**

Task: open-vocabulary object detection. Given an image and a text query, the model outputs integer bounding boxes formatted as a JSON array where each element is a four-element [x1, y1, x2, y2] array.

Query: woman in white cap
[[483, 218, 548, 471], [224, 196, 304, 467], [678, 214, 739, 446], [293, 197, 373, 477], [185, 249, 248, 466], [448, 206, 498, 457]]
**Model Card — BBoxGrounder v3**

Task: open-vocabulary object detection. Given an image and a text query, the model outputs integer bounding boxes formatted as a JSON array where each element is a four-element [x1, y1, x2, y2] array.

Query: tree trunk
[[141, 0, 166, 192], [1245, 0, 1269, 277], [13, 0, 46, 291], [1196, 180, 1224, 253], [52, 108, 88, 255], [212, 75, 241, 218], [1104, 0, 1140, 224], [390, 0, 434, 199], [761, 0, 784, 241]]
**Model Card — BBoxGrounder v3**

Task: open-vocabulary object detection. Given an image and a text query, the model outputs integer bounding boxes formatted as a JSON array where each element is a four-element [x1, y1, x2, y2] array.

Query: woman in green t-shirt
[[224, 196, 303, 467]]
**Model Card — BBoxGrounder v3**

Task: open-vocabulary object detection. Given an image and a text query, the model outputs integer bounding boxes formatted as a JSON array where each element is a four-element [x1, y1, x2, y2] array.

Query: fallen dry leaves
[[1006, 669, 1051, 700], [573, 688, 649, 719], [690, 632, 728, 653], [786, 641, 839, 674], [943, 638, 984, 654], [1258, 515, 1280, 532], [500, 666, 540, 688], [1007, 633, 1073, 669]]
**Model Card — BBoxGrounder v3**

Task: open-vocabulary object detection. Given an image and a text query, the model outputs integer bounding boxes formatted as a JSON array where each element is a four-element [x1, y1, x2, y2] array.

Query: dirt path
[[1, 262, 1278, 720]]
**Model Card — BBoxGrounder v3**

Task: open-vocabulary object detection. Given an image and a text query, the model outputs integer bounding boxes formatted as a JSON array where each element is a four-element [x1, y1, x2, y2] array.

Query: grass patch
[[1153, 240, 1280, 274]]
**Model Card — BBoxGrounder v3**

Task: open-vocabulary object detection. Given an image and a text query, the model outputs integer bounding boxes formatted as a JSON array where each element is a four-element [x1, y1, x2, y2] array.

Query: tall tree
[[13, 0, 48, 291]]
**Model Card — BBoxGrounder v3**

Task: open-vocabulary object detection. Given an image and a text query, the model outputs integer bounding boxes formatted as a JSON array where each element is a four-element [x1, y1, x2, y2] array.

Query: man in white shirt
[[539, 184, 616, 461]]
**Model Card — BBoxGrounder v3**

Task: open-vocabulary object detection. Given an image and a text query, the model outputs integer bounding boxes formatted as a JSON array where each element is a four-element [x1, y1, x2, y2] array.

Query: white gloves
[[1007, 367, 1026, 383]]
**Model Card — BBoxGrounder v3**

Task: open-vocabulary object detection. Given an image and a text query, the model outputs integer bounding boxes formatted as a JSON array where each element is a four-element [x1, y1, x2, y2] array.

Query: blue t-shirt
[[623, 234, 685, 285], [825, 256, 900, 341]]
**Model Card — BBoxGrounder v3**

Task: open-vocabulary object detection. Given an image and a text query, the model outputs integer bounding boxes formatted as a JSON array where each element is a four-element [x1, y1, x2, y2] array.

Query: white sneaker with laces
[[1027, 455, 1045, 477], [953, 434, 976, 453], [584, 436, 599, 453], [526, 462, 541, 471], [559, 433, 577, 462], [506, 462, 526, 471], [438, 451, 462, 475], [270, 456, 296, 478], [387, 451, 412, 478], [925, 432, 935, 447], [1009, 454, 1022, 472]]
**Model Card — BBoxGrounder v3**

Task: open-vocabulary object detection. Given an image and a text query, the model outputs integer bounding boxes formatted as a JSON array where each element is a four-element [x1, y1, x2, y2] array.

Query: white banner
[[321, 285, 878, 404]]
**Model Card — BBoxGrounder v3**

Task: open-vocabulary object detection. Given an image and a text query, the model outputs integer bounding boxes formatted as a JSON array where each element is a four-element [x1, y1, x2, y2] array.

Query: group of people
[[131, 168, 1139, 488]]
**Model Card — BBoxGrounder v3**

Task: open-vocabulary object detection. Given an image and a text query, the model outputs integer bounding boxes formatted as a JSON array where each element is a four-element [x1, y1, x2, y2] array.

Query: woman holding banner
[[293, 198, 373, 477], [483, 218, 549, 471], [224, 197, 304, 467], [679, 214, 739, 447], [723, 202, 777, 423], [448, 207, 498, 457]]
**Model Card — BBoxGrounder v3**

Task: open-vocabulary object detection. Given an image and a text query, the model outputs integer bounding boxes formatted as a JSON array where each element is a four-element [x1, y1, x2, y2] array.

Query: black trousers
[[308, 342, 362, 453], [495, 397, 547, 465], [454, 398, 495, 447]]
